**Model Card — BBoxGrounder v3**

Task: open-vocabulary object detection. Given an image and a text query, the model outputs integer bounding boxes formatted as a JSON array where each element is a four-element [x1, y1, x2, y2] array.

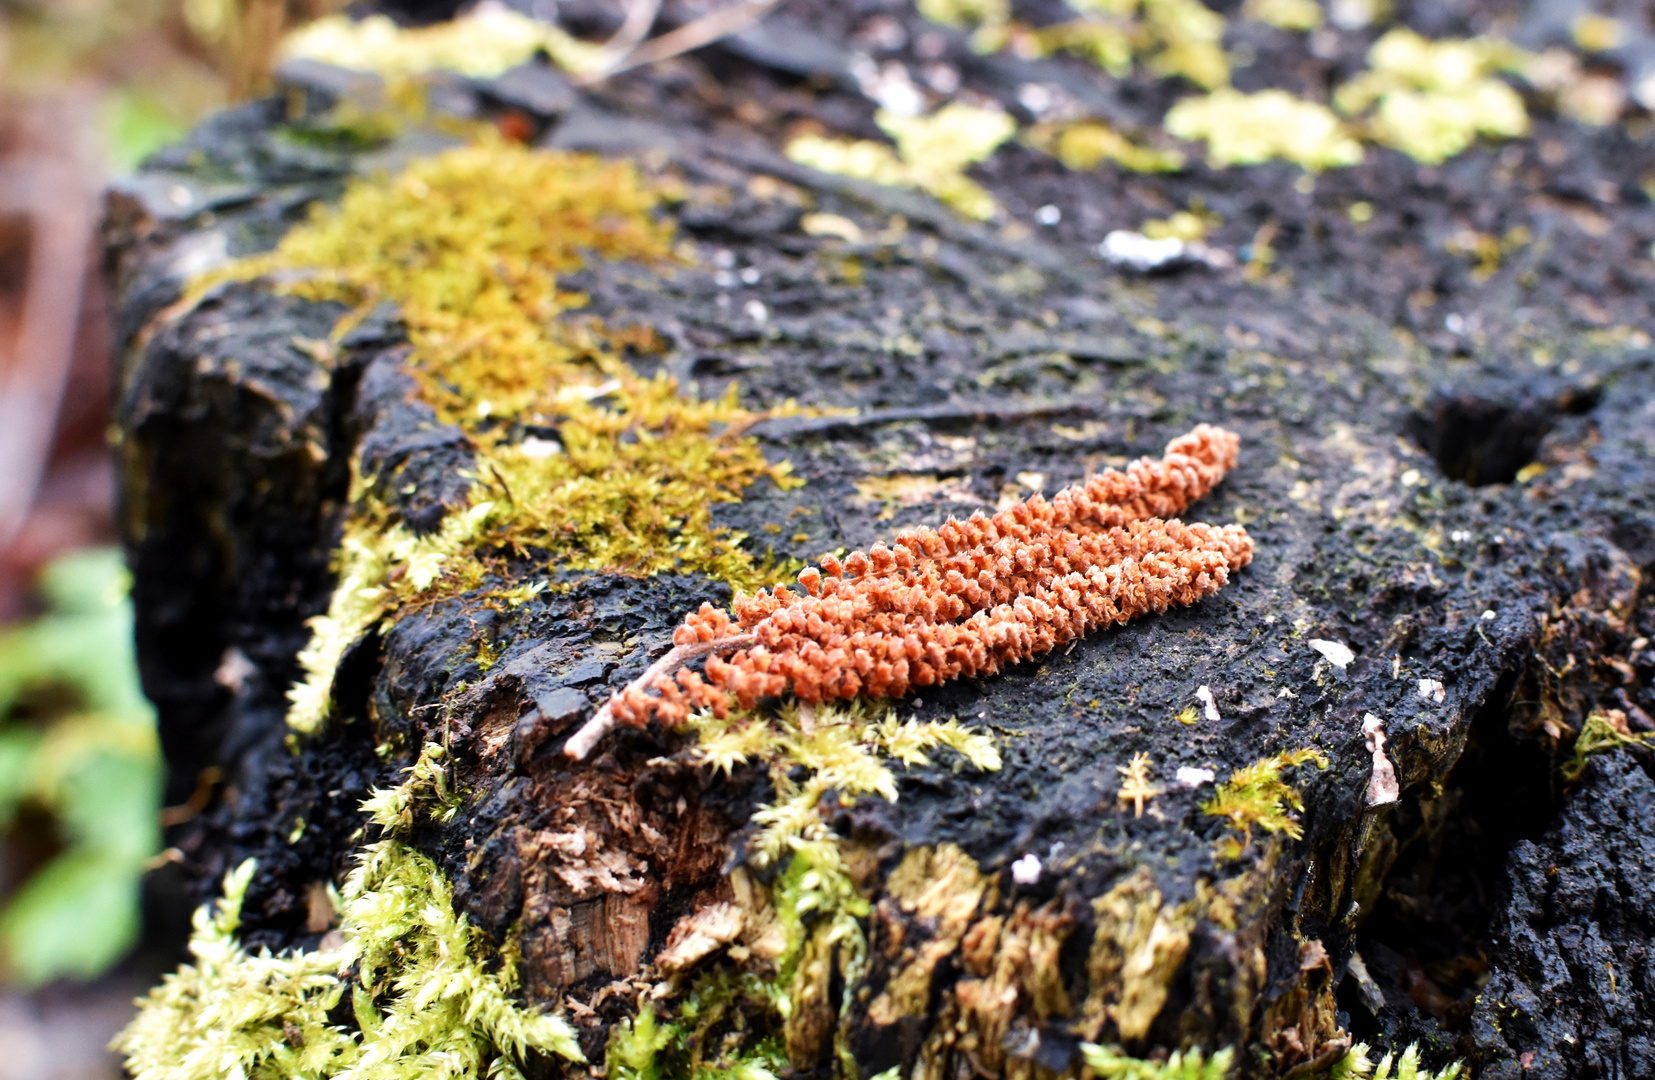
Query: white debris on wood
[[1346, 950, 1388, 1015], [1175, 766, 1216, 788], [519, 435, 562, 458], [1418, 677, 1446, 704], [1196, 684, 1221, 722], [1010, 853, 1042, 885], [1097, 230, 1232, 272], [1308, 638, 1355, 669], [656, 902, 745, 974], [1361, 712, 1400, 807]]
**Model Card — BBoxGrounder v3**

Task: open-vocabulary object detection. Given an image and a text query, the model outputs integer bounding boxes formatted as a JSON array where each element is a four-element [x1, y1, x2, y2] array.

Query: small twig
[[574, 0, 784, 85], [564, 633, 756, 760], [596, 0, 663, 70]]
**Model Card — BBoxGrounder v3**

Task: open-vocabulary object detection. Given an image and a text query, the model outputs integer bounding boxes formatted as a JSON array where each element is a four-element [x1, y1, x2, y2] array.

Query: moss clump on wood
[[596, 703, 1002, 1077], [192, 141, 803, 735], [1201, 747, 1329, 861], [116, 843, 584, 1080], [1079, 1042, 1234, 1079], [1334, 28, 1529, 165]]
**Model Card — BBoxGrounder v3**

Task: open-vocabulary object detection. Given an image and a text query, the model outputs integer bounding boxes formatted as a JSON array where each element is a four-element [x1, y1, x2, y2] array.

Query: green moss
[[1333, 28, 1529, 165], [1081, 1043, 1234, 1079], [1028, 120, 1186, 173], [191, 141, 805, 735], [1165, 90, 1363, 172], [608, 983, 788, 1080], [279, 8, 602, 79], [115, 841, 584, 1080], [638, 701, 1001, 1072], [684, 700, 1000, 873], [1201, 747, 1329, 860], [1324, 1042, 1463, 1080], [974, 0, 1228, 91], [1242, 0, 1322, 32], [1561, 709, 1654, 781], [786, 104, 1016, 220], [359, 742, 465, 832]]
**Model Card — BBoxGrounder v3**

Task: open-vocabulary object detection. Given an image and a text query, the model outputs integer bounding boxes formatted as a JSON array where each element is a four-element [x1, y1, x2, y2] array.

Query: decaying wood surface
[[107, 4, 1655, 1078]]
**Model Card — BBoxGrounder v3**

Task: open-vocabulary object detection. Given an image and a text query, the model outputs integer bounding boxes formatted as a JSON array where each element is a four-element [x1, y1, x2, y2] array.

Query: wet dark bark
[[109, 3, 1655, 1076]]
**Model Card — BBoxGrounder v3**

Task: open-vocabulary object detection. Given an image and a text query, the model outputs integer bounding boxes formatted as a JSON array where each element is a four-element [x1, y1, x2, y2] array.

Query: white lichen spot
[[1196, 684, 1221, 722], [1418, 677, 1446, 704], [1175, 766, 1216, 788], [1100, 230, 1187, 270], [1277, 687, 1297, 699], [1308, 638, 1356, 669], [1361, 712, 1400, 806], [1010, 853, 1042, 885], [799, 213, 864, 242]]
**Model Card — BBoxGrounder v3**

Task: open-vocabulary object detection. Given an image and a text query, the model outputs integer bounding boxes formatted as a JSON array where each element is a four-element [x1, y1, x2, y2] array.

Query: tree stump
[[105, 6, 1655, 1079]]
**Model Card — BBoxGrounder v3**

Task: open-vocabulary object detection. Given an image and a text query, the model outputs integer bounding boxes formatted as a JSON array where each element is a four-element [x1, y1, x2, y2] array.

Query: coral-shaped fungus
[[567, 424, 1251, 759]]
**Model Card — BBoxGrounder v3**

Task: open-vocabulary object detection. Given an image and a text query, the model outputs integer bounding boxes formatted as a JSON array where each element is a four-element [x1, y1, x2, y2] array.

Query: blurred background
[[0, 2, 478, 1072]]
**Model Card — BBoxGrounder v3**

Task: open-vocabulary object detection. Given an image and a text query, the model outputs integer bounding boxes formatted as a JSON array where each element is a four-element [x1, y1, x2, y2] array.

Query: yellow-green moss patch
[[1202, 747, 1329, 860], [1334, 28, 1530, 165], [190, 141, 804, 734], [1166, 90, 1363, 172], [116, 842, 583, 1080], [280, 8, 601, 79], [1029, 120, 1186, 173], [786, 104, 1016, 221]]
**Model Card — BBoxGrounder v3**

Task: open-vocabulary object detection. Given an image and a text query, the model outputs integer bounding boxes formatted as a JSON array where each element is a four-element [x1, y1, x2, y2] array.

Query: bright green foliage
[[1562, 710, 1653, 780], [916, 0, 1008, 29], [1202, 747, 1329, 860], [359, 742, 465, 832], [1030, 120, 1186, 173], [1166, 90, 1364, 171], [1334, 28, 1529, 164], [116, 842, 584, 1080], [0, 548, 160, 985], [101, 88, 191, 173], [279, 7, 602, 79], [1081, 1042, 1234, 1079], [1243, 0, 1322, 32], [609, 1006, 679, 1080], [1326, 1042, 1463, 1080], [787, 104, 1017, 220]]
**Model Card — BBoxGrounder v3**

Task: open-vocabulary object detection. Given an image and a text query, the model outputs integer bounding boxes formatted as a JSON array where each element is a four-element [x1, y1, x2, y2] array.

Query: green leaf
[[0, 847, 144, 985], [55, 746, 161, 859], [0, 728, 42, 822]]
